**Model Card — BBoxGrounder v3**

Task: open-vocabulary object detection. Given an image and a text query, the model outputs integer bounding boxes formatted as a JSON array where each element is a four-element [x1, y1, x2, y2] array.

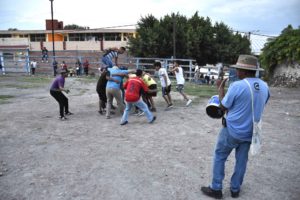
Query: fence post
[[25, 48, 30, 74], [135, 58, 139, 69], [189, 60, 193, 82]]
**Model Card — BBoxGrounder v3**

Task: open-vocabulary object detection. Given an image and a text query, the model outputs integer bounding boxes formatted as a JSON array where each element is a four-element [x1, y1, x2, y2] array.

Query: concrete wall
[[0, 38, 29, 46]]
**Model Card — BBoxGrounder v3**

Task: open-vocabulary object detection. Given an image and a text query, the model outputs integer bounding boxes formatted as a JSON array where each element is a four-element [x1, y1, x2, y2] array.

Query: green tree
[[260, 25, 300, 75], [64, 24, 85, 30], [129, 12, 251, 65]]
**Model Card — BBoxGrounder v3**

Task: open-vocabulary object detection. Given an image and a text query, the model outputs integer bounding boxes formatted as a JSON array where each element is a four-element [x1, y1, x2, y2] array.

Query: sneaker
[[167, 104, 173, 108], [149, 116, 156, 123], [65, 112, 74, 116], [201, 186, 223, 199], [138, 111, 145, 116], [231, 190, 240, 198], [98, 110, 103, 115], [60, 116, 67, 121], [120, 121, 128, 125], [186, 99, 192, 106]]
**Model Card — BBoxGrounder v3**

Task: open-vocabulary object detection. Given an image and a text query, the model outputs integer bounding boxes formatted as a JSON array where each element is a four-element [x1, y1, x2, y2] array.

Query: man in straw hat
[[50, 69, 73, 121], [201, 55, 270, 199]]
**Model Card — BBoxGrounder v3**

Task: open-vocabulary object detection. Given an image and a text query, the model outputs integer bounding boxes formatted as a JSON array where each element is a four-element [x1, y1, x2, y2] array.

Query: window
[[104, 33, 121, 41], [69, 33, 85, 41], [0, 34, 12, 38], [30, 34, 46, 42], [68, 33, 103, 41], [19, 34, 29, 38]]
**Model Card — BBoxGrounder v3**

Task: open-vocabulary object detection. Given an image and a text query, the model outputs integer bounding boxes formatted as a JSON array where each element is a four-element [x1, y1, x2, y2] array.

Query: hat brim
[[230, 65, 264, 71]]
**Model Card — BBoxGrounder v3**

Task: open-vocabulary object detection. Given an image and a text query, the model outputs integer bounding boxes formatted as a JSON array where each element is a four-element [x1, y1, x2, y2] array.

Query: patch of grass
[[17, 76, 52, 84], [156, 78, 226, 99], [184, 82, 220, 98], [0, 95, 14, 104]]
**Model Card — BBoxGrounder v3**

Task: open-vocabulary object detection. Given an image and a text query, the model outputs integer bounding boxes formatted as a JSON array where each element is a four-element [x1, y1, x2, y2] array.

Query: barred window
[[0, 34, 12, 38], [104, 33, 121, 41], [30, 34, 46, 42], [69, 33, 85, 41]]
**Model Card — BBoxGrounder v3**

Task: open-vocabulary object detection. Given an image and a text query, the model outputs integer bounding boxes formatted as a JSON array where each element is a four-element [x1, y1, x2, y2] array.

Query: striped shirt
[[104, 50, 118, 60]]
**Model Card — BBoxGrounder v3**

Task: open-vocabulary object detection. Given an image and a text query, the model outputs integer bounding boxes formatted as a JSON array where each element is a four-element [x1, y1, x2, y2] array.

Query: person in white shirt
[[171, 61, 192, 106], [194, 63, 200, 83], [154, 62, 173, 108], [30, 59, 37, 76]]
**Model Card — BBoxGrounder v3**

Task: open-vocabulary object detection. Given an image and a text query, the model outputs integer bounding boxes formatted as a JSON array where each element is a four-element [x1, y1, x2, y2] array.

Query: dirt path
[[0, 76, 299, 200]]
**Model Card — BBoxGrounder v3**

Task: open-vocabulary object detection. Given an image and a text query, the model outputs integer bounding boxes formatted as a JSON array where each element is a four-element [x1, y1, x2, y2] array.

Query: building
[[0, 19, 135, 73]]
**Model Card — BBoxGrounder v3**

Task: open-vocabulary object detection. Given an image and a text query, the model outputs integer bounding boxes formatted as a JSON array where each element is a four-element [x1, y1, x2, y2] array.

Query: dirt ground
[[0, 75, 299, 200]]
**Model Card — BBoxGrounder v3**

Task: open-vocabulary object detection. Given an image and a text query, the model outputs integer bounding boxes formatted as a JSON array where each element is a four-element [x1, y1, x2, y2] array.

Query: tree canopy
[[64, 24, 86, 30], [128, 12, 251, 65], [260, 25, 300, 74]]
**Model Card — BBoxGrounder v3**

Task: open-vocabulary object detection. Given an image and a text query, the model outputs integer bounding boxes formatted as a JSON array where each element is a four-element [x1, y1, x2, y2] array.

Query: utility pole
[[173, 16, 176, 59], [50, 0, 55, 60]]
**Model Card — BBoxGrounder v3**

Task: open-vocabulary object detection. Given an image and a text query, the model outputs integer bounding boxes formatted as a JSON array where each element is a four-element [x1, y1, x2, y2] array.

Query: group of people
[[51, 59, 90, 77], [50, 52, 270, 199]]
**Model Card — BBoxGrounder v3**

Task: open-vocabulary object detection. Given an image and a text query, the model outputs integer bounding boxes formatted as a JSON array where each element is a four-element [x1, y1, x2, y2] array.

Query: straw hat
[[231, 55, 264, 71]]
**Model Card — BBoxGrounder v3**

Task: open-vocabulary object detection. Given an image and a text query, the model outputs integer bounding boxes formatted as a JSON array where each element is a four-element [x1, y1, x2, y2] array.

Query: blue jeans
[[121, 98, 154, 124], [211, 127, 251, 192]]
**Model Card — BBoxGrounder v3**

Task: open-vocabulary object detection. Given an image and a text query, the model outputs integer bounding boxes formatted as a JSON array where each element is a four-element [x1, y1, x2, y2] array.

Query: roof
[[0, 28, 136, 35]]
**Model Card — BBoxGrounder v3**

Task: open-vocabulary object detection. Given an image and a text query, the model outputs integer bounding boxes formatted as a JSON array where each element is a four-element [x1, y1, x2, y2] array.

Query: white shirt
[[175, 66, 185, 85], [30, 61, 37, 68], [158, 68, 171, 87]]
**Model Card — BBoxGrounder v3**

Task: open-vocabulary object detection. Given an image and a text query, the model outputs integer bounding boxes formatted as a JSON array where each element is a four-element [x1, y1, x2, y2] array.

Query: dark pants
[[50, 90, 69, 117], [97, 88, 107, 110], [31, 68, 35, 75]]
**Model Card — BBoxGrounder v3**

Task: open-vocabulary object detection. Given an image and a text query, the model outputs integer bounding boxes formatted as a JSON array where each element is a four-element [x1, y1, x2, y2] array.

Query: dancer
[[50, 69, 73, 120], [154, 61, 173, 109], [171, 61, 192, 106], [120, 69, 156, 125], [101, 47, 126, 68]]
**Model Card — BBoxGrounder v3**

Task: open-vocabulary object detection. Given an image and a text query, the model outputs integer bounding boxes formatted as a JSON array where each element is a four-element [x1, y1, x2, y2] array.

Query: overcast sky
[[0, 0, 299, 36]]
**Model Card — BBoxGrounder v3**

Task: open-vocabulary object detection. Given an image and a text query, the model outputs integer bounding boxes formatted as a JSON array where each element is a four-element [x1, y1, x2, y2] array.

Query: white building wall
[[67, 41, 101, 51], [103, 41, 128, 49], [0, 38, 29, 46]]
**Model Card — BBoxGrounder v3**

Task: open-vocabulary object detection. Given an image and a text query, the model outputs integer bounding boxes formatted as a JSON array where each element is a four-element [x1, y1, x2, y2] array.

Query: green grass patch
[[17, 76, 52, 84], [0, 95, 14, 104]]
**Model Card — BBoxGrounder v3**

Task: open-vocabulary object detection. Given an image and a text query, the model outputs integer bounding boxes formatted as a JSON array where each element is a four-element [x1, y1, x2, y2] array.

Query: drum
[[206, 95, 224, 119]]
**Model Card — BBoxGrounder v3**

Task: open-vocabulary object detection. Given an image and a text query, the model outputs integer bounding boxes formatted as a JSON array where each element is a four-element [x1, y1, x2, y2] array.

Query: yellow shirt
[[142, 74, 156, 86]]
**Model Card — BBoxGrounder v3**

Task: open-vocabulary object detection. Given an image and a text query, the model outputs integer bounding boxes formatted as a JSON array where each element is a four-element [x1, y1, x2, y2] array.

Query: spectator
[[41, 47, 48, 63], [75, 59, 82, 76], [83, 59, 89, 76], [30, 59, 37, 76], [52, 60, 58, 76]]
